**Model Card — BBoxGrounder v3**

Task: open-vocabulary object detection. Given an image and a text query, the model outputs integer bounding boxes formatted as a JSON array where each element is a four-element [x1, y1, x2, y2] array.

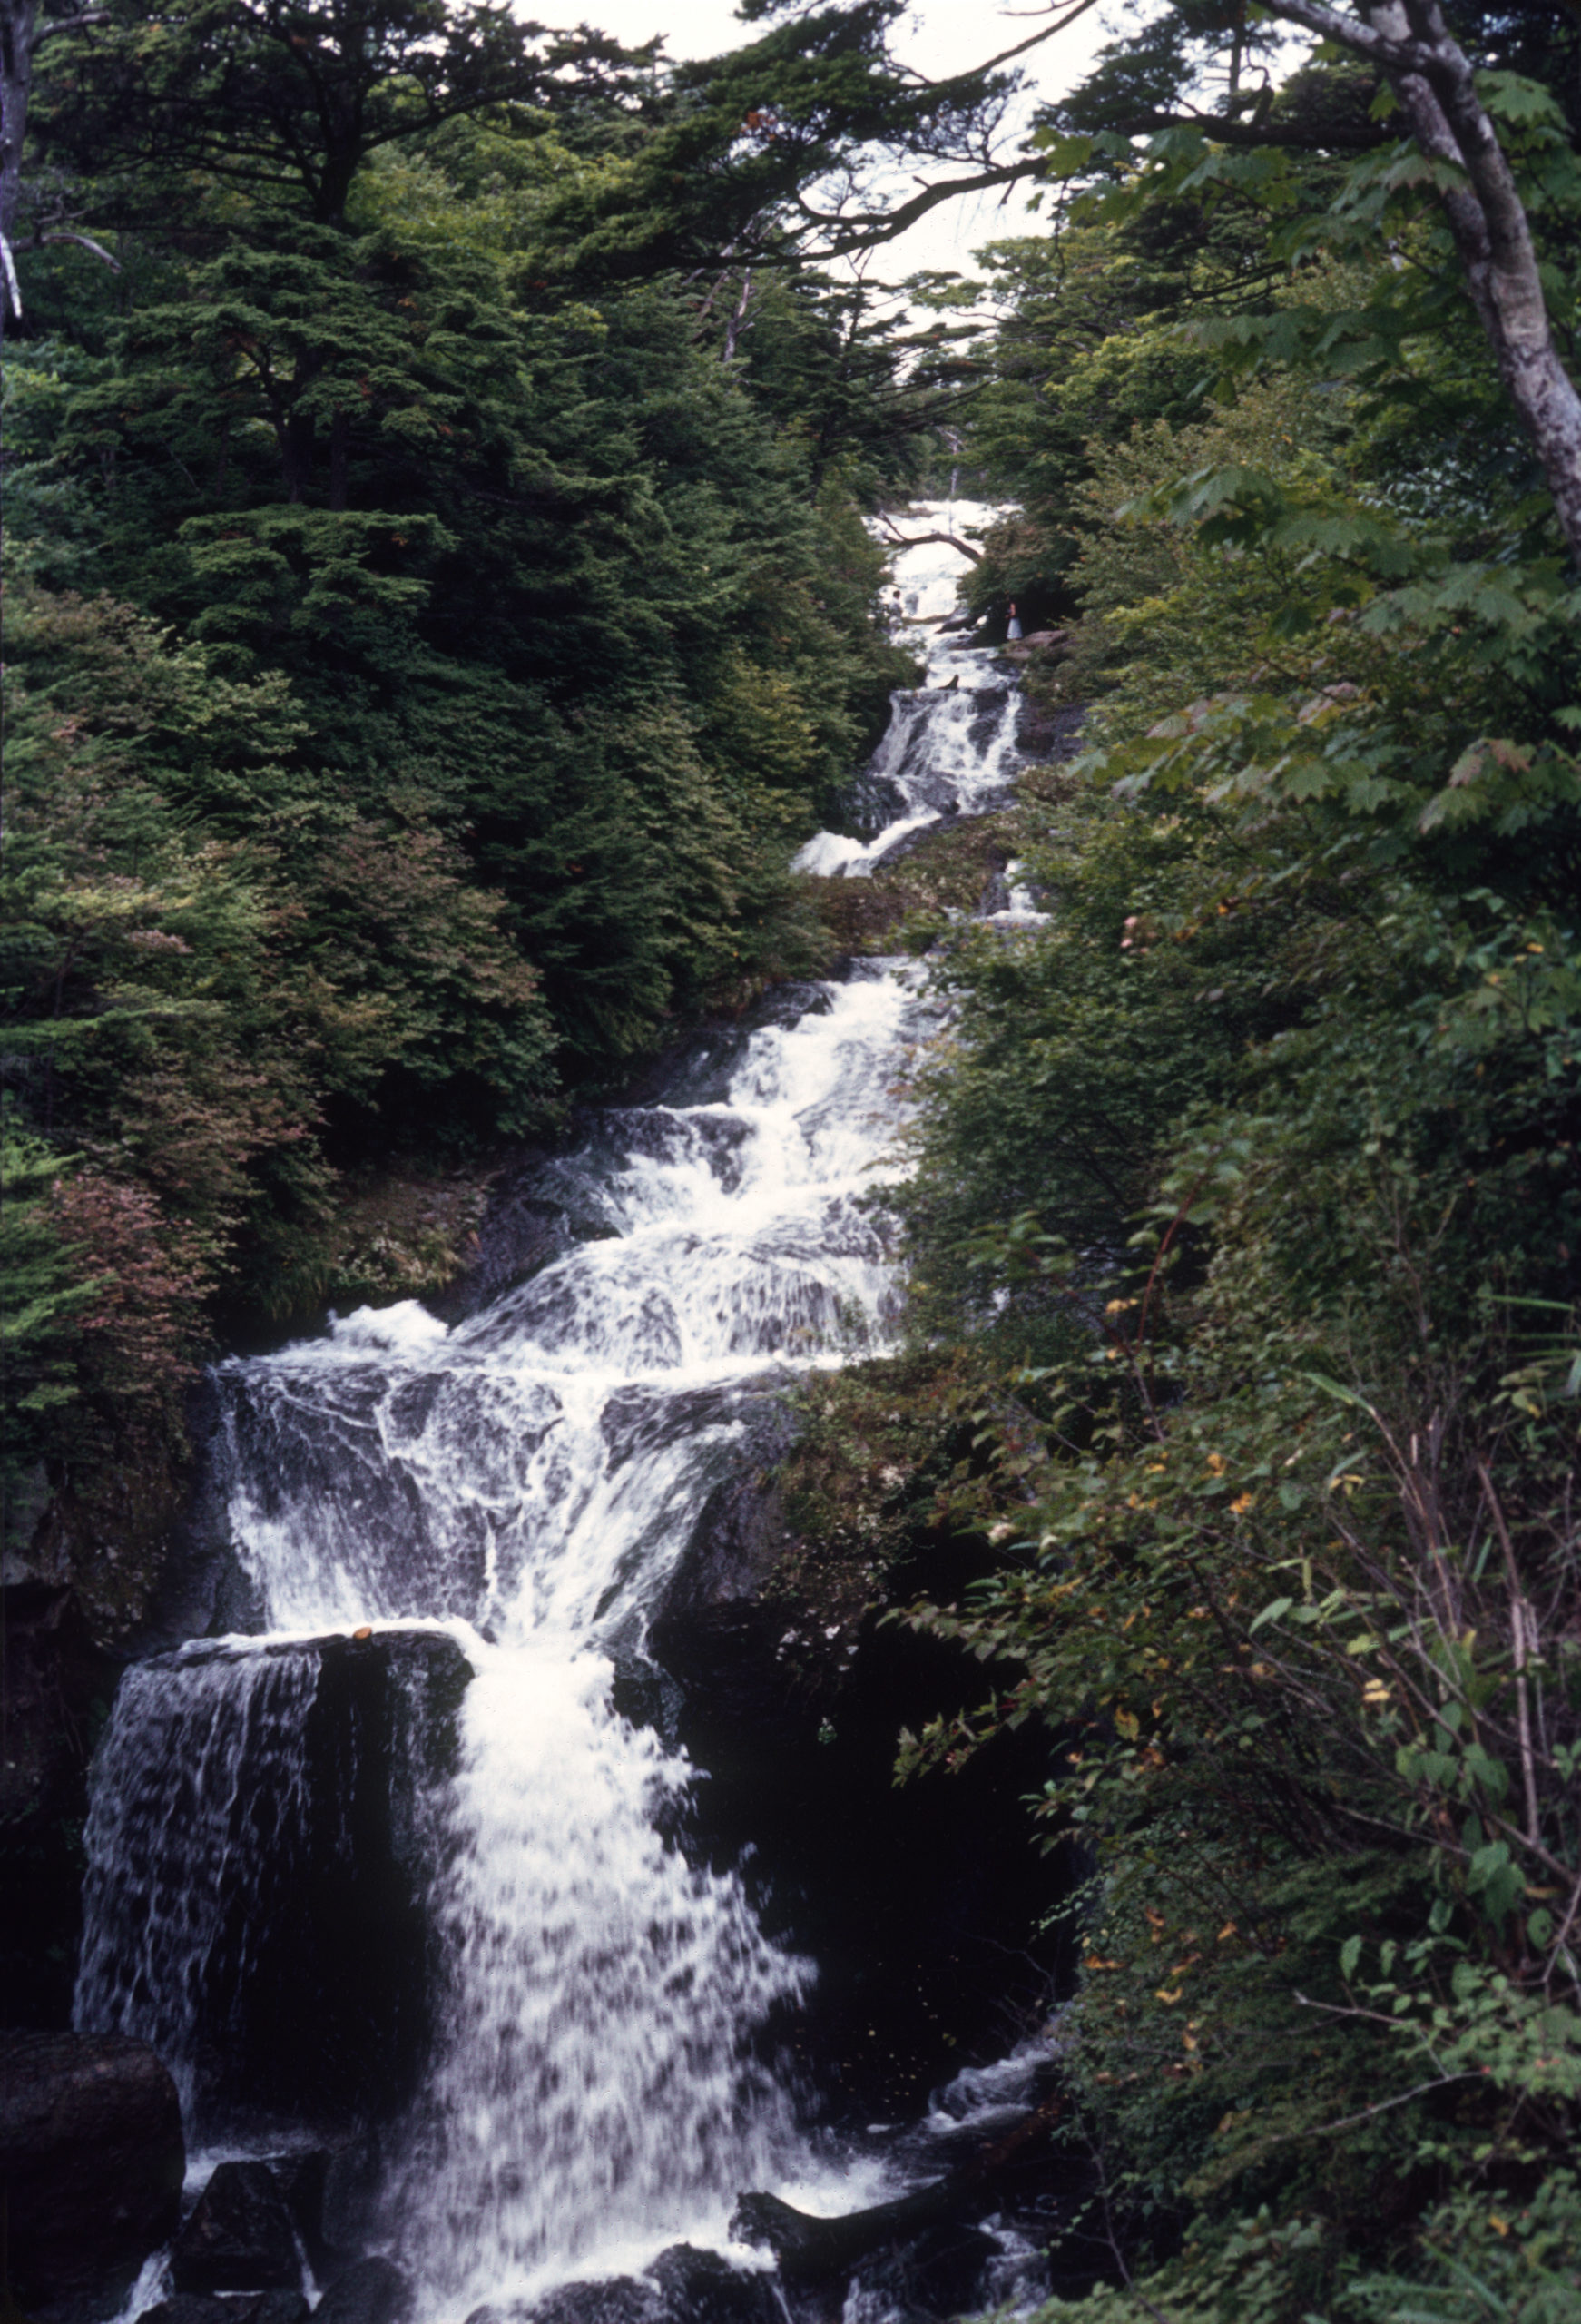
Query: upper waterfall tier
[[209, 962, 937, 1647], [794, 501, 1022, 879]]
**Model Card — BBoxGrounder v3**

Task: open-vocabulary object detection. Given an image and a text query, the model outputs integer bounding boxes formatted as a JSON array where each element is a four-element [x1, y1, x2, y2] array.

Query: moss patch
[[803, 810, 1021, 955], [768, 1348, 997, 1687], [309, 1164, 496, 1307]]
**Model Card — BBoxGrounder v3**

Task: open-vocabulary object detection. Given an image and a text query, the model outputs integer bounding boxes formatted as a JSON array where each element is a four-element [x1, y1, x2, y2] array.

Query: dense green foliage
[[0, 0, 996, 1560], [863, 15, 1581, 2315]]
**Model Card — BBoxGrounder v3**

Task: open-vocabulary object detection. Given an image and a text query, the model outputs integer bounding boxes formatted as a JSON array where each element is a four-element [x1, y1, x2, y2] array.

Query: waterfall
[[75, 1649, 320, 2124], [74, 507, 1027, 2320]]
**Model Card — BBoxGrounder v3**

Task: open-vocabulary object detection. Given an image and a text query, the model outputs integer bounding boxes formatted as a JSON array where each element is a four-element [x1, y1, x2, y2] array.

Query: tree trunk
[[0, 0, 40, 346], [282, 409, 315, 503], [328, 406, 349, 511], [722, 267, 754, 363], [1264, 0, 1581, 565]]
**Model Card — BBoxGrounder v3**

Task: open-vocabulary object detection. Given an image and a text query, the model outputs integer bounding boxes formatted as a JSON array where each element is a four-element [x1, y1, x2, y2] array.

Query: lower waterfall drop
[[398, 1645, 808, 2305]]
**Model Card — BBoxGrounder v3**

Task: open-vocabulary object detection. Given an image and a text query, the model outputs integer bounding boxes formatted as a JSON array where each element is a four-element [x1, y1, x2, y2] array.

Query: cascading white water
[[795, 500, 1022, 880], [74, 505, 1028, 2322], [76, 1650, 320, 2122]]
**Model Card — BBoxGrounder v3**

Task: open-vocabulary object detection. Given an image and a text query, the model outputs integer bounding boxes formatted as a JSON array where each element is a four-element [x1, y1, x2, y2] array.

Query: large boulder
[[466, 2281, 663, 2324], [142, 2298, 309, 2324], [643, 2245, 780, 2324], [171, 2161, 302, 2293], [0, 2029, 183, 2307]]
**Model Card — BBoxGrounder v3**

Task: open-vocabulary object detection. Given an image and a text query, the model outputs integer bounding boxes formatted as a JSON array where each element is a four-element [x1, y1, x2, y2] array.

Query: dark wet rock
[[171, 2161, 301, 2293], [314, 2257, 414, 2324], [649, 981, 834, 1111], [233, 2294, 312, 2324], [463, 2280, 665, 2324], [847, 2222, 1000, 2319], [431, 1174, 576, 1323], [143, 2297, 306, 2324], [319, 2130, 390, 2259], [847, 768, 910, 841], [140, 2298, 237, 2324], [0, 1584, 121, 2028], [120, 1374, 266, 1657], [653, 1460, 1079, 2129], [462, 2248, 778, 2324], [0, 2028, 184, 2306], [1016, 700, 1085, 761], [264, 2151, 334, 2271], [643, 2243, 781, 2324], [530, 2281, 665, 2324], [733, 2188, 910, 2284], [266, 2144, 378, 2275], [664, 1397, 804, 1609], [647, 1393, 805, 1746], [609, 1649, 686, 1746]]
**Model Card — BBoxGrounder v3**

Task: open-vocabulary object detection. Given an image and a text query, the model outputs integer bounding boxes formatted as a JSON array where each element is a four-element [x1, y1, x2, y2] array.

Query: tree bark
[[1258, 0, 1581, 564], [1, 3, 113, 347], [282, 409, 315, 504], [0, 0, 41, 344]]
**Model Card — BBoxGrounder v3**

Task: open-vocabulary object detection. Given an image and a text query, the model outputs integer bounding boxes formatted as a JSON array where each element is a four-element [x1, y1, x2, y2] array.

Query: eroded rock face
[[646, 1395, 805, 1747], [0, 1583, 120, 2029], [313, 2256, 414, 2324], [74, 1630, 472, 2142], [0, 2030, 183, 2307]]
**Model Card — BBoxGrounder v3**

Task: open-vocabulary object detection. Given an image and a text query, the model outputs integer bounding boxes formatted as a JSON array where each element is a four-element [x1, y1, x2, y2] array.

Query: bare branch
[[877, 519, 984, 563], [799, 160, 1030, 256], [900, 0, 1105, 87], [31, 7, 108, 39], [39, 225, 119, 269], [1274, 2051, 1482, 2137], [1259, 0, 1428, 68]]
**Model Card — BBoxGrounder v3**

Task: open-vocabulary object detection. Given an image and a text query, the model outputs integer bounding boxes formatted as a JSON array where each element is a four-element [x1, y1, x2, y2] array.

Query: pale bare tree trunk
[[722, 267, 754, 364], [1, 1, 112, 350], [0, 0, 40, 346], [1262, 0, 1581, 564]]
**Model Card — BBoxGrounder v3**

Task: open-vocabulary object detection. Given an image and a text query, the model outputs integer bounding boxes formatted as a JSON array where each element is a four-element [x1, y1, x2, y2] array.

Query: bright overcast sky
[[548, 1, 1115, 288]]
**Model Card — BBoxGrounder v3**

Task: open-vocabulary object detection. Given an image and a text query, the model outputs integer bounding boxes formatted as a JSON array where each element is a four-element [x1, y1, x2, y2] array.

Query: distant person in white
[[1006, 601, 1023, 641]]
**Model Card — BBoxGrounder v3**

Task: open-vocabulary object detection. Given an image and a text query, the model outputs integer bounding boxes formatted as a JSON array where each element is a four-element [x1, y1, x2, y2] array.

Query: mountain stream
[[74, 505, 1051, 2324]]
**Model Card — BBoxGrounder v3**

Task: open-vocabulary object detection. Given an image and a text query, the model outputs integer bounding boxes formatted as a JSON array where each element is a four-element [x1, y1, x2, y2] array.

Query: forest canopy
[[2, 0, 996, 1545]]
